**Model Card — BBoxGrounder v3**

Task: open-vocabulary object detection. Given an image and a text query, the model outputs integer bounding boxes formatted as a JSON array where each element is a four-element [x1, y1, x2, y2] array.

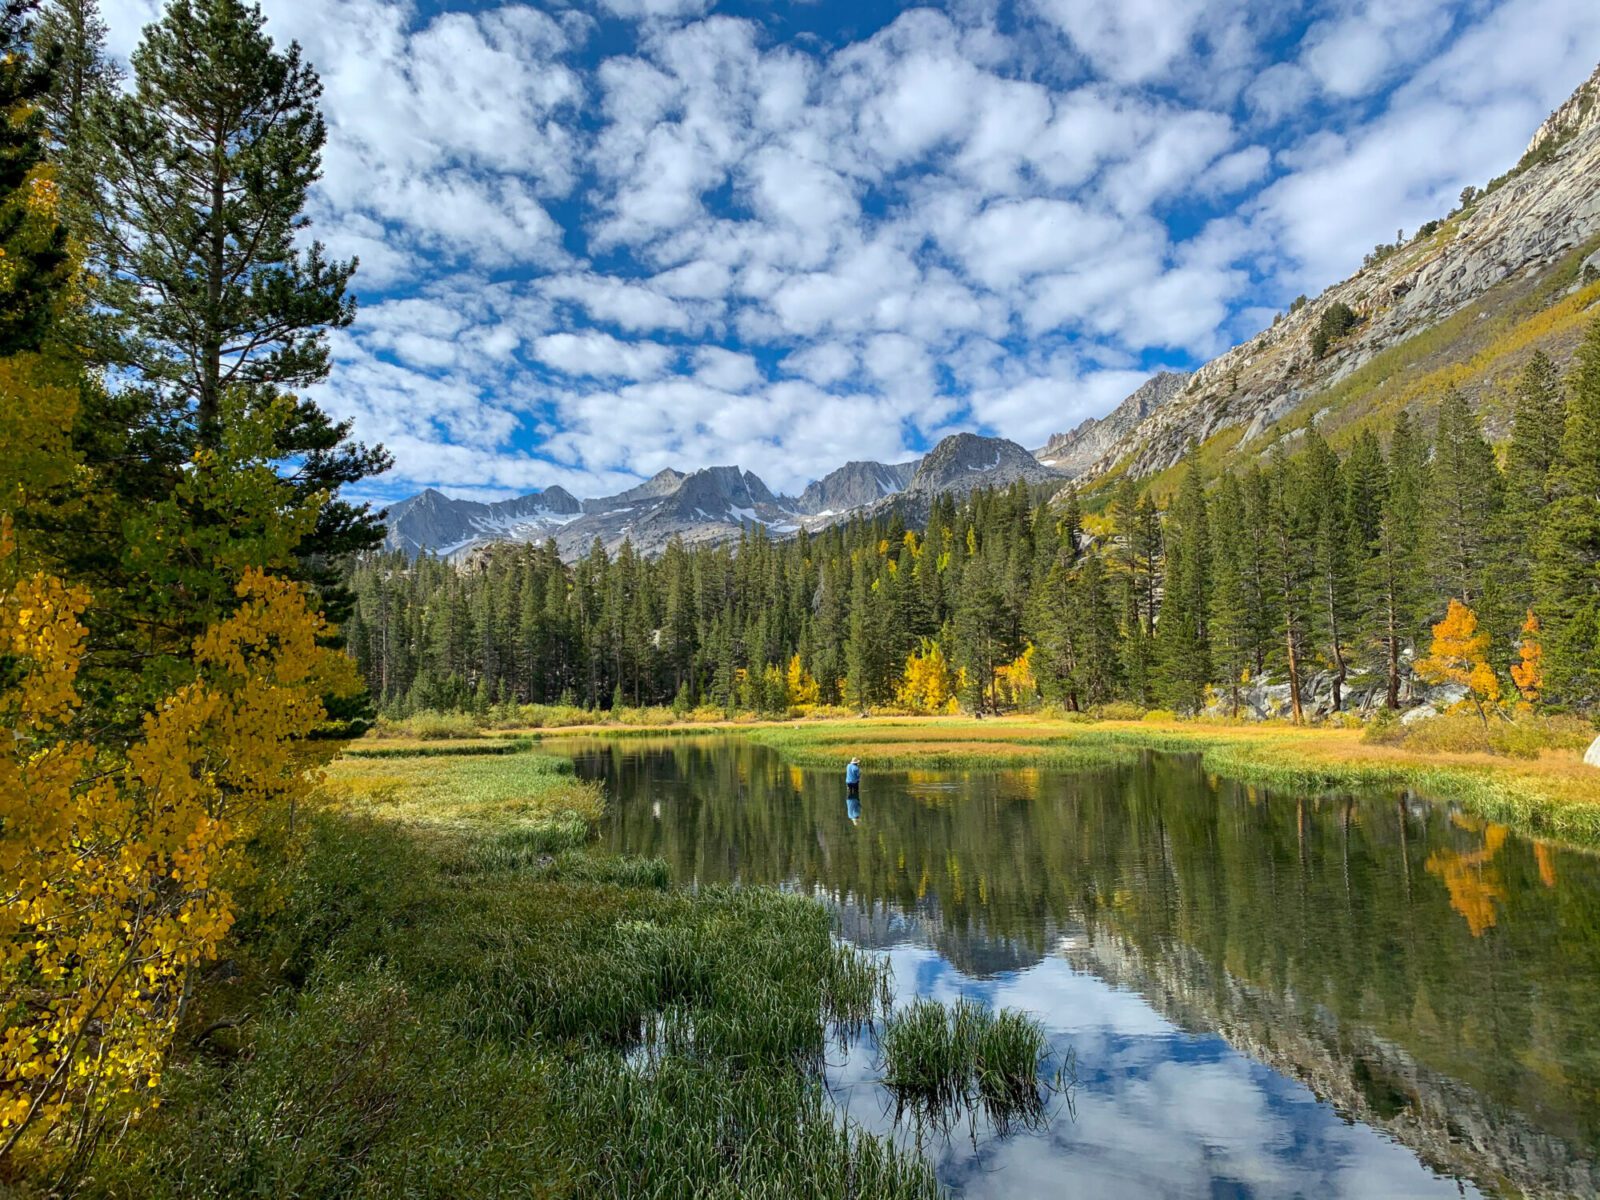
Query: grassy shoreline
[[737, 717, 1600, 845], [456, 713, 1599, 847], [72, 749, 946, 1199]]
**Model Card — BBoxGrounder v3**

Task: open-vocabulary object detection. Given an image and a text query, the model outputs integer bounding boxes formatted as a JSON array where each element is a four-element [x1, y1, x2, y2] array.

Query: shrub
[[1141, 708, 1179, 723], [614, 705, 675, 726], [1311, 301, 1359, 358], [1362, 711, 1592, 758], [1091, 701, 1146, 721], [373, 711, 482, 740]]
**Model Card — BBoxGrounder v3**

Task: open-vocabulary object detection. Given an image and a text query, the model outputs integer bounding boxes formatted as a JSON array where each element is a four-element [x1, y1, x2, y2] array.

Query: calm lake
[[560, 735, 1600, 1199]]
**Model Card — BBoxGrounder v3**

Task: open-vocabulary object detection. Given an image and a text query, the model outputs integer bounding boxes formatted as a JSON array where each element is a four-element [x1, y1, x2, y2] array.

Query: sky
[[101, 0, 1600, 506]]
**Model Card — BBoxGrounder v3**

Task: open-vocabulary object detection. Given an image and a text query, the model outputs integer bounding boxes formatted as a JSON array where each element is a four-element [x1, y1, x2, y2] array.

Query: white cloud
[[1031, 0, 1208, 84], [533, 332, 676, 380], [97, 0, 1600, 504]]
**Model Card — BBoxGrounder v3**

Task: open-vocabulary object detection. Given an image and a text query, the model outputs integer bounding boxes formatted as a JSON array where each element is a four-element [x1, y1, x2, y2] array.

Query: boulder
[[1586, 735, 1600, 768], [1400, 683, 1468, 724]]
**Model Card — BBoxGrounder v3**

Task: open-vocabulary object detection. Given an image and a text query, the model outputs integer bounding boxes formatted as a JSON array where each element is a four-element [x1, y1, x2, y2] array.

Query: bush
[[801, 705, 855, 721], [1141, 708, 1179, 723], [1362, 710, 1592, 758], [507, 703, 592, 728], [1311, 300, 1359, 358], [1091, 701, 1147, 721], [614, 705, 676, 726], [374, 711, 481, 740]]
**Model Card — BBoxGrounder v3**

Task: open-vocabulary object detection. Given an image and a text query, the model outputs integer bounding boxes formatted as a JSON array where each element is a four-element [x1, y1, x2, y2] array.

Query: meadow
[[366, 705, 1600, 844], [73, 745, 1060, 1198], [739, 715, 1600, 845]]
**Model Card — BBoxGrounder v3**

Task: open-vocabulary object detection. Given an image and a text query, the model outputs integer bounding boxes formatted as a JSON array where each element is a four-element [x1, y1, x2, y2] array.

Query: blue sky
[[103, 0, 1600, 503]]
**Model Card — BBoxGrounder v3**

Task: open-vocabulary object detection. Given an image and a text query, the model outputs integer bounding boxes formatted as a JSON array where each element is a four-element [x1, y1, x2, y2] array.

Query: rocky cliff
[[1032, 372, 1189, 477], [906, 432, 1061, 494], [791, 459, 917, 515]]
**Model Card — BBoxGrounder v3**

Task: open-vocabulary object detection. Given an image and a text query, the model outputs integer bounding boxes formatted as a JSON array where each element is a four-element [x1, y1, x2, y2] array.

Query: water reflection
[[565, 736, 1600, 1198]]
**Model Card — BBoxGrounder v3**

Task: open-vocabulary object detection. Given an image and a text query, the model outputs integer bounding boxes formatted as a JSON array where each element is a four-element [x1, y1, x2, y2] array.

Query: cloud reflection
[[827, 948, 1478, 1200]]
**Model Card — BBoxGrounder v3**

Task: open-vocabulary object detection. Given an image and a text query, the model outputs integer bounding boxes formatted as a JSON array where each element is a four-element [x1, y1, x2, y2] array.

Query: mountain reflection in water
[[561, 735, 1600, 1199]]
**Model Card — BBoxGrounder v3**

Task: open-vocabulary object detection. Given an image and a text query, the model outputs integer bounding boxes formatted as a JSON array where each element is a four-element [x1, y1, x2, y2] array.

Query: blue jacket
[[845, 762, 861, 785]]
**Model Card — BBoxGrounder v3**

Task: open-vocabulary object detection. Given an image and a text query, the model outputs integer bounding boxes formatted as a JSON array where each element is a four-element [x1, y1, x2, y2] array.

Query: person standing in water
[[845, 757, 862, 824]]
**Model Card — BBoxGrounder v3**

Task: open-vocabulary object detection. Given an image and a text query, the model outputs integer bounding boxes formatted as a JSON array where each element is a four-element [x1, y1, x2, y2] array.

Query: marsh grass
[[76, 747, 944, 1200], [743, 717, 1600, 847], [342, 736, 534, 758], [880, 998, 1061, 1136]]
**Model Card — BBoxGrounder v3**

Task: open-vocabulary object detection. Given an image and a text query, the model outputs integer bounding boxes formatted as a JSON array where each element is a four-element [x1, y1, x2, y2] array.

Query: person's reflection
[[846, 792, 861, 825]]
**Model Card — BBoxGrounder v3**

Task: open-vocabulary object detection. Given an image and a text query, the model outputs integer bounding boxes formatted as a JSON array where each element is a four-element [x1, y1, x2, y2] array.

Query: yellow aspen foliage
[[1510, 609, 1542, 708], [1424, 819, 1509, 937], [994, 644, 1038, 709], [1414, 598, 1500, 727], [784, 654, 819, 706], [896, 639, 959, 713], [0, 537, 358, 1164]]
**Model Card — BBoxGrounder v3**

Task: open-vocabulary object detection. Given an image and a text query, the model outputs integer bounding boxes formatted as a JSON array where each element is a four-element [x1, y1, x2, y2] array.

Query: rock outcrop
[[905, 432, 1061, 495], [1033, 371, 1189, 477]]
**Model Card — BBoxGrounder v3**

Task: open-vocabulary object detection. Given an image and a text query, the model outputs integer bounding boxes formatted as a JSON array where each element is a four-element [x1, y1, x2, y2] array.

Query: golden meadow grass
[[744, 715, 1600, 845]]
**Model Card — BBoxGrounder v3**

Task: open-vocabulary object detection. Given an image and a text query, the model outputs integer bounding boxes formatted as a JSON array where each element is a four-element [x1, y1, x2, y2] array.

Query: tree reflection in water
[[567, 735, 1600, 1198]]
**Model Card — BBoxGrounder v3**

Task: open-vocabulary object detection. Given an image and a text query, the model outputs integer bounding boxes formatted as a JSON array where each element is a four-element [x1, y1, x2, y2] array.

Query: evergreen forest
[[346, 338, 1600, 722]]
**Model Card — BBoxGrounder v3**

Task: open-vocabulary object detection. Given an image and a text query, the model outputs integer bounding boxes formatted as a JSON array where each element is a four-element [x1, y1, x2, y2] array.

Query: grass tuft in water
[[880, 996, 1057, 1133]]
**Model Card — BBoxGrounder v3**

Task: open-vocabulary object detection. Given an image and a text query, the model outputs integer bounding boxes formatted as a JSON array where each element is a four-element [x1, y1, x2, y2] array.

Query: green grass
[[342, 736, 535, 758], [739, 717, 1600, 848], [880, 997, 1057, 1133], [68, 748, 950, 1199], [745, 724, 1140, 772]]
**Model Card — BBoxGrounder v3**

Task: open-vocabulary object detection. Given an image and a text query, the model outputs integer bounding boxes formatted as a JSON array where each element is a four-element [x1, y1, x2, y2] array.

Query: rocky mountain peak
[[909, 433, 1061, 495], [1034, 371, 1190, 477], [793, 459, 917, 514]]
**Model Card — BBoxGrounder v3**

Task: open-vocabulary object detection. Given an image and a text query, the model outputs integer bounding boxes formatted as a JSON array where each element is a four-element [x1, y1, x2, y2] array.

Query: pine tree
[[1303, 425, 1354, 709], [1155, 450, 1211, 712], [33, 0, 119, 236], [1535, 316, 1600, 704], [1208, 473, 1253, 715], [89, 0, 387, 578], [1501, 351, 1567, 626], [1427, 388, 1503, 611], [1267, 446, 1314, 722]]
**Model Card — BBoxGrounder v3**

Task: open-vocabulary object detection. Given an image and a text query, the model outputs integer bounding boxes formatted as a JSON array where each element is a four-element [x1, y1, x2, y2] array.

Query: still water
[[563, 736, 1600, 1199]]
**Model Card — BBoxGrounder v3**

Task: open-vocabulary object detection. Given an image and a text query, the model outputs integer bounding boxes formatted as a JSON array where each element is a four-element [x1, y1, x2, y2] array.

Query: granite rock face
[[791, 459, 917, 516], [1052, 62, 1600, 489], [906, 432, 1061, 495], [1032, 372, 1190, 478]]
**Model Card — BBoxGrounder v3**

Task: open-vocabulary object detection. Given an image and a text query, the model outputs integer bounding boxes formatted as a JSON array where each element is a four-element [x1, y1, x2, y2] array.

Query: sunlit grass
[[82, 746, 945, 1199], [324, 749, 603, 837], [744, 715, 1600, 847]]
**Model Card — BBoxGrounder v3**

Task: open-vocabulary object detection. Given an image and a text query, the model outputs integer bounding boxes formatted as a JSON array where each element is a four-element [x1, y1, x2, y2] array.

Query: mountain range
[[385, 61, 1600, 562], [383, 430, 1062, 560]]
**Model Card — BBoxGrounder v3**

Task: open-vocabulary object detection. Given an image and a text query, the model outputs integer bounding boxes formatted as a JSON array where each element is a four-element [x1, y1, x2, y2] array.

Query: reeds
[[879, 996, 1058, 1133], [342, 736, 534, 758]]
